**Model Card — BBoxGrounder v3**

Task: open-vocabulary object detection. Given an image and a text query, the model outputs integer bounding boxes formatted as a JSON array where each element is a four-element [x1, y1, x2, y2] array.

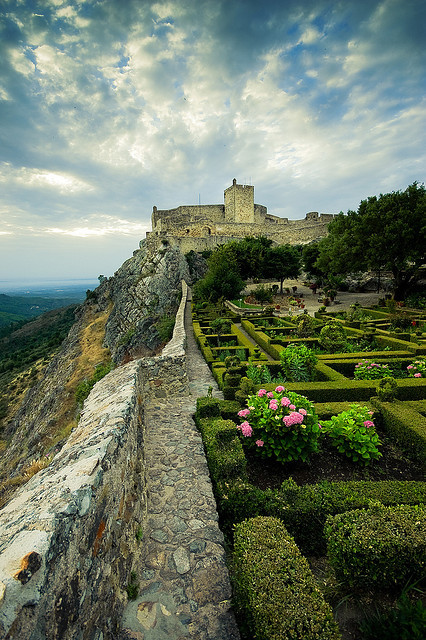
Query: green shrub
[[218, 477, 426, 555], [280, 343, 318, 382], [325, 504, 426, 589], [237, 386, 320, 463], [233, 516, 341, 640], [295, 314, 317, 338], [75, 361, 114, 406], [370, 398, 426, 467], [321, 404, 382, 465], [196, 418, 247, 483], [377, 376, 398, 401], [318, 319, 348, 353], [196, 396, 221, 418], [354, 358, 393, 379], [155, 314, 175, 342], [359, 591, 426, 640]]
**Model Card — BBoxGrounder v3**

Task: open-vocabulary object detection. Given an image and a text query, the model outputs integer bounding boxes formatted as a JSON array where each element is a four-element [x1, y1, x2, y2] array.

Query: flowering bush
[[407, 359, 426, 378], [354, 359, 391, 380], [321, 405, 382, 465], [236, 386, 320, 463]]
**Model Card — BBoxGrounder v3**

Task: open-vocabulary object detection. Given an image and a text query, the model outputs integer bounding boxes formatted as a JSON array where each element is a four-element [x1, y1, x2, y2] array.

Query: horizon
[[1, 0, 425, 280]]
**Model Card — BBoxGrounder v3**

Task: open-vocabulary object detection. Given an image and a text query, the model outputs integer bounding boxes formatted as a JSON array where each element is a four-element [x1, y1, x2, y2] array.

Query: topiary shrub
[[325, 503, 426, 589], [233, 516, 342, 640], [377, 376, 398, 401], [319, 319, 348, 353]]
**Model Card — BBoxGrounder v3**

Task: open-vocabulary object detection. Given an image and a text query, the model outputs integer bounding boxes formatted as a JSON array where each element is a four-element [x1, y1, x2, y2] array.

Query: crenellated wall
[[147, 180, 336, 252], [0, 283, 190, 640]]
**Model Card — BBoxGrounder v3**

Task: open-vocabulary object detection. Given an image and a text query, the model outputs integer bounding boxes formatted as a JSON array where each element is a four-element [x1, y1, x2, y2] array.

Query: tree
[[227, 236, 273, 280], [302, 243, 325, 282], [193, 244, 245, 303], [264, 244, 301, 294], [315, 183, 426, 300]]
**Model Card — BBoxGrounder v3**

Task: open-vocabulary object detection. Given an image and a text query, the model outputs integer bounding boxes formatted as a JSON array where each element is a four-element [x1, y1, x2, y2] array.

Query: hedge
[[233, 516, 341, 640], [196, 417, 246, 483], [371, 397, 426, 468], [217, 477, 426, 555], [325, 504, 426, 589]]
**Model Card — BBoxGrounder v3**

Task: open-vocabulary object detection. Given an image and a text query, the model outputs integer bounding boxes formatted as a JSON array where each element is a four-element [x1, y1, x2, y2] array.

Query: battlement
[[148, 180, 336, 251]]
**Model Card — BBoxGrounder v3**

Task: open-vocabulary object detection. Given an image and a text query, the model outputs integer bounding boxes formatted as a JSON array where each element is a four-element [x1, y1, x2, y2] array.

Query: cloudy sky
[[1, 0, 425, 281]]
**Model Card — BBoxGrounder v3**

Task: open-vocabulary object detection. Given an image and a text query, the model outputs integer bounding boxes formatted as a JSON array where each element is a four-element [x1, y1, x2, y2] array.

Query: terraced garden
[[192, 301, 426, 640]]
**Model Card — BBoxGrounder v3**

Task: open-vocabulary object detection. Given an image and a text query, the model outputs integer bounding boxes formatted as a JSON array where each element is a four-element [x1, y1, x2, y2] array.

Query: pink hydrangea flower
[[267, 391, 274, 398], [269, 401, 278, 410], [363, 420, 374, 428], [238, 408, 251, 418], [240, 421, 253, 437], [407, 365, 414, 370], [257, 389, 267, 397], [275, 385, 285, 393], [414, 373, 422, 377], [256, 439, 264, 447], [298, 408, 307, 415], [289, 404, 296, 411], [281, 397, 291, 407]]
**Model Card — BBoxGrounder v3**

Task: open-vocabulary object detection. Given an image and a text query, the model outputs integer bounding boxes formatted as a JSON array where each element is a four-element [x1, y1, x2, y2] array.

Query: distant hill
[[0, 293, 84, 328]]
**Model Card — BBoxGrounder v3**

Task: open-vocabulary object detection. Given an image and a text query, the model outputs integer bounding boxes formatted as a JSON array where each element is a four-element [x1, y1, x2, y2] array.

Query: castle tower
[[224, 178, 255, 223]]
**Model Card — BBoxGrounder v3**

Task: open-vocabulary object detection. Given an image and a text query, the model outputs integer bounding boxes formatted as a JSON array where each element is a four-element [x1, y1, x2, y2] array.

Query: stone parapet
[[0, 360, 147, 640]]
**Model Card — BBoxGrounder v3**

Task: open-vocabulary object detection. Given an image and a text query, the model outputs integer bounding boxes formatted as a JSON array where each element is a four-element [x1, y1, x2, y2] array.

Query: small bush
[[321, 404, 382, 465], [319, 319, 347, 353], [280, 343, 318, 382], [359, 591, 426, 640], [354, 359, 393, 380], [377, 376, 398, 401], [407, 359, 426, 378], [233, 516, 341, 640], [325, 503, 426, 589], [75, 361, 114, 406], [155, 314, 175, 342]]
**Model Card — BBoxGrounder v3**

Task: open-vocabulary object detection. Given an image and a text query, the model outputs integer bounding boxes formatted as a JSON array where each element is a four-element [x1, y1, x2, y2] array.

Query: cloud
[[0, 0, 424, 280]]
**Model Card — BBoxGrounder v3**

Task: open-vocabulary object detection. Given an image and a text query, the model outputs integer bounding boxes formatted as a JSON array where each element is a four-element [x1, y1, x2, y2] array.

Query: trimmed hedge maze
[[192, 304, 426, 640]]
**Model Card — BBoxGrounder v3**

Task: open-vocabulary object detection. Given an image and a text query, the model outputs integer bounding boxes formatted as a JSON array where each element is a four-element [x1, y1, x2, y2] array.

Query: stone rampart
[[0, 283, 191, 639]]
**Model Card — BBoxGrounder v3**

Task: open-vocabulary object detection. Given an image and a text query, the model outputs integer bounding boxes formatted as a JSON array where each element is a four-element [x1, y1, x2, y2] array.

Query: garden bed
[[245, 428, 424, 490]]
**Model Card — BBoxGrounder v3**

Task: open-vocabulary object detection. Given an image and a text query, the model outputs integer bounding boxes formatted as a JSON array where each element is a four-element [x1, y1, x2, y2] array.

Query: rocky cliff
[[0, 240, 194, 508]]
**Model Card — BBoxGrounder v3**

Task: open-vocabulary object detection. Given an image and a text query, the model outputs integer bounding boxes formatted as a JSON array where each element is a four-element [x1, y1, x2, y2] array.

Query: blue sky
[[0, 0, 425, 280]]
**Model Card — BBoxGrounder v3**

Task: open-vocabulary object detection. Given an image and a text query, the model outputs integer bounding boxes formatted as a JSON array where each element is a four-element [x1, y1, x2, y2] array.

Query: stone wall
[[148, 180, 336, 253], [0, 283, 190, 640]]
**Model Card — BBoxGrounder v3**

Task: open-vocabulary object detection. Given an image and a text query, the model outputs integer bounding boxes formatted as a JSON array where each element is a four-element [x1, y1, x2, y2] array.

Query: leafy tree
[[316, 183, 426, 300], [227, 236, 273, 279], [264, 244, 301, 294], [302, 243, 324, 281], [193, 245, 245, 303]]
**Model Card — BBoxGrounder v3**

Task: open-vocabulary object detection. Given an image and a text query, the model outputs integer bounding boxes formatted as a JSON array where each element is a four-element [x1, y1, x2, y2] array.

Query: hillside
[[0, 292, 85, 328], [0, 239, 194, 507]]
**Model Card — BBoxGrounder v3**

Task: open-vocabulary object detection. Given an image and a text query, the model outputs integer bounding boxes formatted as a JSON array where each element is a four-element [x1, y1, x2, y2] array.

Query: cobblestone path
[[120, 296, 239, 640]]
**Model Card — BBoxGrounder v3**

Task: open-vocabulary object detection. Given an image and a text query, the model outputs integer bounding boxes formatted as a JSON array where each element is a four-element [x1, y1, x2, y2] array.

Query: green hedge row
[[216, 476, 426, 555], [371, 397, 426, 468], [241, 319, 282, 360], [325, 504, 426, 589], [233, 516, 341, 640]]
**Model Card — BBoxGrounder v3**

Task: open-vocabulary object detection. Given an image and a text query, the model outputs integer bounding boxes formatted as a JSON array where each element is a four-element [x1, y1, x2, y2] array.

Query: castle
[[146, 179, 336, 252]]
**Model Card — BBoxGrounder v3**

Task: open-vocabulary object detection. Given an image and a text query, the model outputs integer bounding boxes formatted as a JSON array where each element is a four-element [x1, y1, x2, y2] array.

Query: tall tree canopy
[[315, 183, 426, 299], [264, 244, 301, 293]]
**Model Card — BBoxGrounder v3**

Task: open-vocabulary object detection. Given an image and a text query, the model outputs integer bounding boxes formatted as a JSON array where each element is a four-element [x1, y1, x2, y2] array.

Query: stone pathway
[[120, 297, 239, 640]]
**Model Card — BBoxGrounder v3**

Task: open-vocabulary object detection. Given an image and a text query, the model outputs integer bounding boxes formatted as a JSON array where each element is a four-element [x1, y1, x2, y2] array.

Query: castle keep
[[146, 179, 336, 252]]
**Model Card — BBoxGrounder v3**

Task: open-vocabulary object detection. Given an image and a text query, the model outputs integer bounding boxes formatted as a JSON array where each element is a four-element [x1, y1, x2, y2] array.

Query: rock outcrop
[[0, 241, 192, 507]]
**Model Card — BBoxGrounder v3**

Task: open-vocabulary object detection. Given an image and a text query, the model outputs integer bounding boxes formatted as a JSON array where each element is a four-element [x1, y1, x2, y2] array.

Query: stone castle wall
[[147, 180, 336, 252], [0, 285, 190, 640]]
